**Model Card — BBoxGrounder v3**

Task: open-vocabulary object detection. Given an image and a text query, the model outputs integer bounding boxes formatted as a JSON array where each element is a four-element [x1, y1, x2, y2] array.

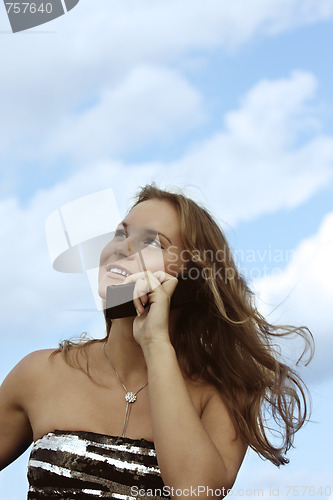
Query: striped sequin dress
[[27, 430, 170, 499]]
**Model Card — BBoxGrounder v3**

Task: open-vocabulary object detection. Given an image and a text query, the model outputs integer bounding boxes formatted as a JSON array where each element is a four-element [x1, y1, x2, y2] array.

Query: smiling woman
[[0, 184, 314, 499]]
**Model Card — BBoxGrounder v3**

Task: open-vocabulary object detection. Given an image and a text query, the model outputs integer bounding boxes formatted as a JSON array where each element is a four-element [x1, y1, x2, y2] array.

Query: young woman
[[0, 184, 313, 499]]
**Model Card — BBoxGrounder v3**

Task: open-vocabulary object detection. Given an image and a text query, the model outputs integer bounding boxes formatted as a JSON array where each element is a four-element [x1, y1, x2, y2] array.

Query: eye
[[114, 228, 127, 238], [144, 237, 164, 250]]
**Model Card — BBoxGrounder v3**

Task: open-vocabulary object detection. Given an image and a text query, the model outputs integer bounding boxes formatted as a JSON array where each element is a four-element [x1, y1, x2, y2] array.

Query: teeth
[[108, 267, 129, 277]]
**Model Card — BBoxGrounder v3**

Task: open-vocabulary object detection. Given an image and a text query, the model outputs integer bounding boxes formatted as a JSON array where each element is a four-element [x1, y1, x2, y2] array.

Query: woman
[[0, 184, 313, 499]]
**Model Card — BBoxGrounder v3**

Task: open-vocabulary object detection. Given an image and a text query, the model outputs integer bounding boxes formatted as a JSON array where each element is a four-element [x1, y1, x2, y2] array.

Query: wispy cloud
[[1, 0, 333, 191], [44, 65, 206, 162], [253, 211, 333, 383], [1, 72, 332, 385]]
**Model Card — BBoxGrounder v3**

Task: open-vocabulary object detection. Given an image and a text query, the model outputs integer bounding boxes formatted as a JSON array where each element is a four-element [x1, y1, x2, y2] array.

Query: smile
[[106, 265, 130, 278]]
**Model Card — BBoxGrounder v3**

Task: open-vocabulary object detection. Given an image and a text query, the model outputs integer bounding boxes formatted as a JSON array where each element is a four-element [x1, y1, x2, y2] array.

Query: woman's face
[[98, 199, 186, 299]]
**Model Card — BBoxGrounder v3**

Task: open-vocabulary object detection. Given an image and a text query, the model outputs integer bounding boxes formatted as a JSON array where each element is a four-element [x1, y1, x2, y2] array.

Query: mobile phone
[[105, 277, 197, 319]]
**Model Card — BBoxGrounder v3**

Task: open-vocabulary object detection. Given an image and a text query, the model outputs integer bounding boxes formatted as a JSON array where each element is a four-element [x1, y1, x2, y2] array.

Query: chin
[[98, 282, 107, 301]]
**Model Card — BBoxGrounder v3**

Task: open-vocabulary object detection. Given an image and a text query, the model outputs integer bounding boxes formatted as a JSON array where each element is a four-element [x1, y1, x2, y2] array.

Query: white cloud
[[5, 67, 332, 224], [1, 0, 333, 174], [44, 65, 205, 162], [0, 161, 160, 350], [52, 0, 333, 60], [253, 211, 333, 382], [1, 2, 333, 496], [166, 71, 333, 224], [0, 71, 332, 383], [9, 70, 333, 225]]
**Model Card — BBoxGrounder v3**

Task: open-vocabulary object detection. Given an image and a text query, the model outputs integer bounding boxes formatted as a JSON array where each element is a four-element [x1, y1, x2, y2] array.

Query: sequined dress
[[27, 430, 170, 499]]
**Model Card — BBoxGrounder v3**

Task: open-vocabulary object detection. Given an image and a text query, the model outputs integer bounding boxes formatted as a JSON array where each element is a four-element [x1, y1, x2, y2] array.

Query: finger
[[123, 270, 160, 291], [152, 271, 179, 298], [132, 274, 161, 315], [121, 271, 158, 315], [161, 275, 179, 299], [152, 270, 166, 283], [122, 270, 174, 315]]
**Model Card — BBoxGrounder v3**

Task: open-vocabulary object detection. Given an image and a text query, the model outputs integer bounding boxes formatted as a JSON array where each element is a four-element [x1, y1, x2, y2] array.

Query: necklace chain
[[102, 342, 148, 437]]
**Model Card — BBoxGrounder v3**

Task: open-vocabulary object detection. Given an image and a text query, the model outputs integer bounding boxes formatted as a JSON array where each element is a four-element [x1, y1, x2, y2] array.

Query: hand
[[122, 270, 178, 348]]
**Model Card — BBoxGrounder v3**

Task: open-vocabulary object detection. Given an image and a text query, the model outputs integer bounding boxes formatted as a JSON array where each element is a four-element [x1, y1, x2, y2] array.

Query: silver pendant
[[125, 392, 137, 403]]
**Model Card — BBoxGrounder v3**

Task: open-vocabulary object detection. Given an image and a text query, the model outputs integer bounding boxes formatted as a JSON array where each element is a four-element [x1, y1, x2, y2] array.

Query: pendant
[[125, 392, 137, 403]]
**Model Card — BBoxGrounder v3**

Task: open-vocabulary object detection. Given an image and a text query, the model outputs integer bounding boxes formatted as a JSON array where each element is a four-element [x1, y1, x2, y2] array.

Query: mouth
[[105, 263, 132, 278]]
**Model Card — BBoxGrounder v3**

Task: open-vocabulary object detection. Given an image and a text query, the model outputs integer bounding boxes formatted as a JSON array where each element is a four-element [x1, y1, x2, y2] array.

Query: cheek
[[99, 242, 115, 265], [139, 248, 165, 271], [164, 253, 187, 276]]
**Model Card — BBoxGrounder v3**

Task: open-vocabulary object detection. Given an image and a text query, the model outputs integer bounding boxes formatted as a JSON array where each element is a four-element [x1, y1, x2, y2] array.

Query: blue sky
[[0, 0, 333, 498]]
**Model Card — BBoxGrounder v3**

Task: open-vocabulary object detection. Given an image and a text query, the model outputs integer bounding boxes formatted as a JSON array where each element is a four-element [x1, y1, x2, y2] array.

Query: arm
[[130, 272, 246, 498], [142, 341, 246, 497], [0, 355, 35, 470]]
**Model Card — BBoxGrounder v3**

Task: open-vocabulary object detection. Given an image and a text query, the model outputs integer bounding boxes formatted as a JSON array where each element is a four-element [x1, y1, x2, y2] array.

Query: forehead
[[123, 199, 183, 244]]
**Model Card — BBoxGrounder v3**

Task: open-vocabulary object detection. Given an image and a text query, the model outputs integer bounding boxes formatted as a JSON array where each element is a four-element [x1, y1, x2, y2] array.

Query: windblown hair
[[56, 183, 314, 467]]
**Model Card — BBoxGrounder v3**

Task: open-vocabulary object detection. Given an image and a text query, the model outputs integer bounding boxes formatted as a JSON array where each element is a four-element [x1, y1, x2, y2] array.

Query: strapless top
[[27, 430, 170, 499]]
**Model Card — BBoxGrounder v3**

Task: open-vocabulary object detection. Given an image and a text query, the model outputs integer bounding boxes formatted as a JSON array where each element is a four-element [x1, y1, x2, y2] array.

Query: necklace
[[102, 342, 148, 438]]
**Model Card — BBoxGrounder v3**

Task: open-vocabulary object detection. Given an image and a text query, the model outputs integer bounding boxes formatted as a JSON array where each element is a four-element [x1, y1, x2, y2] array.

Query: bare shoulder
[[1, 349, 64, 405], [6, 348, 59, 371], [2, 349, 57, 380], [0, 349, 59, 470], [3, 349, 59, 383], [4, 343, 100, 398]]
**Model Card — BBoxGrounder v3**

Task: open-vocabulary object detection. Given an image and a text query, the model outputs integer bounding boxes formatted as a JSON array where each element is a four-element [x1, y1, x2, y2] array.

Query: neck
[[102, 308, 181, 386], [103, 317, 148, 386]]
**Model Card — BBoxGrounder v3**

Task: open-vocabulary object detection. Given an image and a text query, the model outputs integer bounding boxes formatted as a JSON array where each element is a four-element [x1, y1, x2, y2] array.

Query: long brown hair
[[56, 183, 314, 467]]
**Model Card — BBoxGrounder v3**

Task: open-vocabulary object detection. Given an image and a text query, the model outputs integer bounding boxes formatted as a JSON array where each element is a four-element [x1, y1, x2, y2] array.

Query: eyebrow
[[121, 222, 172, 245]]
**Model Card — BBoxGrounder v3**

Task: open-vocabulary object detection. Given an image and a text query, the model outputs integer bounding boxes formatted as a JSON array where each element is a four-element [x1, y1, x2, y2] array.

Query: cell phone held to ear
[[105, 277, 197, 319]]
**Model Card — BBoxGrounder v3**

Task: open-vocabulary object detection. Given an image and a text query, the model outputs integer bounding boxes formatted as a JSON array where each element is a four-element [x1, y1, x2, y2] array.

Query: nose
[[113, 235, 136, 260]]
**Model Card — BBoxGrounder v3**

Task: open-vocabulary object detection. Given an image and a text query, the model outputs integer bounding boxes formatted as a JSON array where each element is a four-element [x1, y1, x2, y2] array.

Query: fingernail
[[136, 309, 141, 317]]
